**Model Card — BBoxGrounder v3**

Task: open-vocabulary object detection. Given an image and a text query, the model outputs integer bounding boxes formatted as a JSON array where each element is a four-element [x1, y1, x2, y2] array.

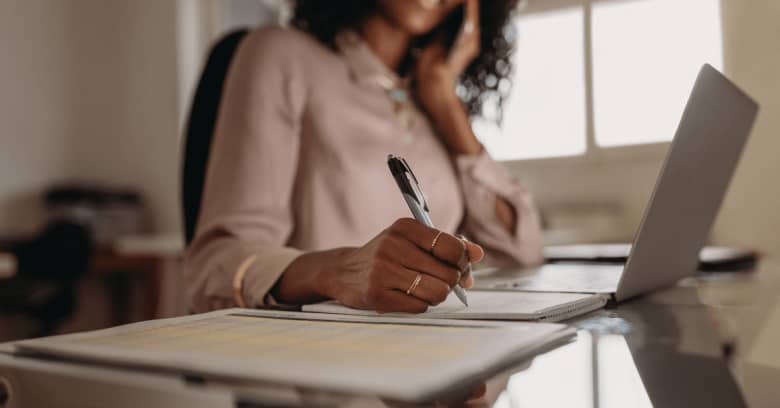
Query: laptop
[[473, 64, 759, 304]]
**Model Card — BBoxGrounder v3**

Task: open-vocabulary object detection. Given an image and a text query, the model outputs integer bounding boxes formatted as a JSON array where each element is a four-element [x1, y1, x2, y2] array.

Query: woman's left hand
[[414, 0, 482, 155]]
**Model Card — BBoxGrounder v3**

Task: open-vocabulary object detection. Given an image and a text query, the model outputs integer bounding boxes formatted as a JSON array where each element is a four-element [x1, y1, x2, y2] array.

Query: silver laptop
[[474, 65, 759, 303]]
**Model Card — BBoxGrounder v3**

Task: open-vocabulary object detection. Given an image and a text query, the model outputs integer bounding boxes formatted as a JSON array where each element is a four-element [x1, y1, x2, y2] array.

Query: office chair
[[0, 221, 92, 338], [182, 29, 250, 246]]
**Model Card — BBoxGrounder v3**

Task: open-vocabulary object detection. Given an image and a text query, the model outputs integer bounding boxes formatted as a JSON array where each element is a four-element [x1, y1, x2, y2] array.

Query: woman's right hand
[[319, 218, 484, 313]]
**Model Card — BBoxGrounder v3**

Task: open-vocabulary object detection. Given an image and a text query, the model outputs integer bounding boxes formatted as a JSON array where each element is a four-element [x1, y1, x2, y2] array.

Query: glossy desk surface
[[2, 259, 779, 407], [325, 257, 779, 407], [481, 257, 780, 408]]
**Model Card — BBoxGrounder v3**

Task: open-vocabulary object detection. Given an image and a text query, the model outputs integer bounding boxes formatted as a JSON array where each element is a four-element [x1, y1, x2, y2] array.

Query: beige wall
[[712, 0, 780, 253], [0, 0, 181, 236], [0, 1, 73, 235]]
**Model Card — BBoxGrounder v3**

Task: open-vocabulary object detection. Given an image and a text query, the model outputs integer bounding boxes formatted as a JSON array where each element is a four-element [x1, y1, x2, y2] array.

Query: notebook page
[[303, 291, 606, 320]]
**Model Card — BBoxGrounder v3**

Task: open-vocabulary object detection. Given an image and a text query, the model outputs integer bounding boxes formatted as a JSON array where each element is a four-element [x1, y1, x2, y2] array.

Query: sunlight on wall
[[593, 0, 724, 147], [475, 7, 586, 160]]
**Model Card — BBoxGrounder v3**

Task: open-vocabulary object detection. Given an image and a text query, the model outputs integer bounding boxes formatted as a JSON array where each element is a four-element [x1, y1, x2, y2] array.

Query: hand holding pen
[[279, 156, 483, 313], [388, 154, 481, 306], [307, 217, 483, 314]]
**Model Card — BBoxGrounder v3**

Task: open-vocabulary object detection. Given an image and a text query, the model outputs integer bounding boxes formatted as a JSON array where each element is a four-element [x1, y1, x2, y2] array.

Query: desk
[[0, 234, 182, 333], [1, 259, 779, 407], [90, 235, 184, 325]]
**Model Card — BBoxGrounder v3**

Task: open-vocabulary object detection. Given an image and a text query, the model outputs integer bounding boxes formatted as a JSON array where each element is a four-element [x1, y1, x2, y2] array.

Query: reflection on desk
[[495, 258, 780, 408], [501, 308, 744, 407]]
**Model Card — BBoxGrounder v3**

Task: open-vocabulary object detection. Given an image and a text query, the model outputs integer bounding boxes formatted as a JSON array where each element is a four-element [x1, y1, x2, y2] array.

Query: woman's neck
[[359, 14, 412, 73]]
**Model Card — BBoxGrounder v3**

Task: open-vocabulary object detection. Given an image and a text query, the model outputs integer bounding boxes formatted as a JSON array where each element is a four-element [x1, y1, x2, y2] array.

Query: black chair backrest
[[182, 30, 249, 245]]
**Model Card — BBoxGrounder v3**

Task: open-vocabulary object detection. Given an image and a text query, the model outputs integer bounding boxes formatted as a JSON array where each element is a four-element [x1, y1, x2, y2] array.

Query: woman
[[185, 0, 543, 313]]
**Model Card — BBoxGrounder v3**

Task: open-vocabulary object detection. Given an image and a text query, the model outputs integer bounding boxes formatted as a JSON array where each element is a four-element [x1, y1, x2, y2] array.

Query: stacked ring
[[455, 234, 472, 280], [430, 231, 444, 253], [406, 273, 423, 296]]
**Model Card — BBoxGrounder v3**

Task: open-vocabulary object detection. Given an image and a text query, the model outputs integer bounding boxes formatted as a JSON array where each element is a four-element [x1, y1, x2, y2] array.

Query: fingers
[[468, 382, 488, 400], [387, 219, 485, 293], [393, 267, 452, 306], [389, 218, 466, 266], [389, 218, 485, 268], [457, 235, 483, 288], [432, 381, 487, 405], [416, 36, 448, 71], [464, 239, 485, 263], [462, 273, 474, 289], [395, 237, 462, 287], [447, 0, 481, 69], [375, 290, 430, 314], [465, 0, 481, 44], [464, 0, 480, 30]]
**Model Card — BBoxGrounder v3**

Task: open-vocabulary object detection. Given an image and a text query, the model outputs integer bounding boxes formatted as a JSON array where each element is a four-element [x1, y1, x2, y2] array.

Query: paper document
[[303, 290, 608, 321], [15, 309, 575, 402]]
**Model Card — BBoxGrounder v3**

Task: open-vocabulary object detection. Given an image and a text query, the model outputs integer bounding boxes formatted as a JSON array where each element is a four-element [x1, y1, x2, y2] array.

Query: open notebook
[[303, 290, 608, 322], [14, 309, 576, 403]]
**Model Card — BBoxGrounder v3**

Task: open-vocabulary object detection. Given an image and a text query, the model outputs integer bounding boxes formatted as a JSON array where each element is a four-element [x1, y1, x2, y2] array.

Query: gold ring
[[455, 234, 470, 273], [463, 21, 475, 35], [430, 231, 444, 253], [406, 273, 423, 296]]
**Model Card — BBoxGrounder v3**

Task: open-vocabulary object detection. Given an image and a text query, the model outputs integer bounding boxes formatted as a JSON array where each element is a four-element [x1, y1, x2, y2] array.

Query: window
[[473, 6, 586, 160], [477, 0, 724, 161]]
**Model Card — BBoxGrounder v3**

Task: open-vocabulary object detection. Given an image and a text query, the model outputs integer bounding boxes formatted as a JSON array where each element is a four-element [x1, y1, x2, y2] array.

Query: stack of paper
[[15, 309, 575, 402]]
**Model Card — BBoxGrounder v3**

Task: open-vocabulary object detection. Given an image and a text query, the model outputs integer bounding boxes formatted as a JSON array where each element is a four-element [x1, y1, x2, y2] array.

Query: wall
[[0, 1, 73, 235], [0, 0, 181, 236], [174, 0, 285, 132], [712, 0, 780, 253]]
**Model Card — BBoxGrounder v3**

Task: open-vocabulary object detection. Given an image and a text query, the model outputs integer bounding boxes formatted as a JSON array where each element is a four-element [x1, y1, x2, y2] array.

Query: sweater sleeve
[[456, 150, 545, 267], [183, 28, 308, 312]]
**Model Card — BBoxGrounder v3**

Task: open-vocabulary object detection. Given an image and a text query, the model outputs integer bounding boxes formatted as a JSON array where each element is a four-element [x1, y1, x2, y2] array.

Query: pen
[[387, 154, 469, 307]]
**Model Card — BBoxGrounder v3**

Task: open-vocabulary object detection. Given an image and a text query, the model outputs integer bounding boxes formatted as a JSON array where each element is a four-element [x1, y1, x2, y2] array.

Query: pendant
[[388, 88, 412, 134]]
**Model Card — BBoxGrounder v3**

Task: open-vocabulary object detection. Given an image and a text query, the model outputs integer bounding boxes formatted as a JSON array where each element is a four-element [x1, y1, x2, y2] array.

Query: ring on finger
[[455, 234, 470, 269], [406, 273, 423, 296], [463, 21, 475, 35], [430, 231, 444, 253], [456, 234, 472, 276]]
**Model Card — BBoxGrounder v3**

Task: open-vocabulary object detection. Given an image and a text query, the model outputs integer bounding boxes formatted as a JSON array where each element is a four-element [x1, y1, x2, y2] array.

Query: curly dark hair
[[290, 0, 519, 119]]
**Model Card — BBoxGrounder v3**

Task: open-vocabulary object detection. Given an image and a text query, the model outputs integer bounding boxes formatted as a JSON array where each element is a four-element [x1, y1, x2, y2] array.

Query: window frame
[[501, 0, 695, 167]]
